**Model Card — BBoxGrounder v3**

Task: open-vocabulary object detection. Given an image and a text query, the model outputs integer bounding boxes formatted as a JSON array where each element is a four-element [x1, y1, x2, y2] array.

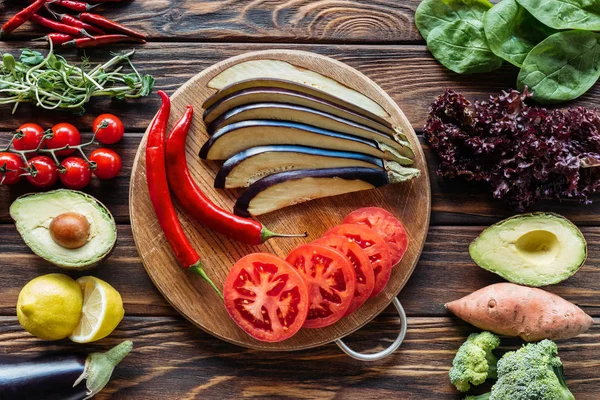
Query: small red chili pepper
[[165, 105, 307, 245], [45, 7, 106, 36], [33, 32, 75, 45], [30, 13, 93, 38], [62, 34, 146, 48], [50, 0, 100, 12], [79, 12, 146, 39], [0, 0, 47, 37], [146, 91, 222, 299]]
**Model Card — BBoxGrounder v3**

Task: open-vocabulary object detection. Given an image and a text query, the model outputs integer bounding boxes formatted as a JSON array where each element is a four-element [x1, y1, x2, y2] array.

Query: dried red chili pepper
[[31, 13, 93, 38], [165, 105, 307, 245], [62, 34, 146, 48], [146, 91, 222, 298], [79, 13, 146, 39], [45, 8, 106, 36], [0, 0, 47, 37], [33, 32, 75, 45]]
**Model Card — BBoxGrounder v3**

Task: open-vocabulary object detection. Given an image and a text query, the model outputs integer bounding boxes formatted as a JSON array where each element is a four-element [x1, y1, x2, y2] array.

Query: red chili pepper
[[46, 8, 106, 36], [30, 13, 93, 38], [146, 91, 222, 299], [0, 0, 47, 37], [165, 106, 307, 245], [79, 13, 146, 39], [62, 34, 146, 48], [33, 32, 74, 45], [50, 0, 100, 12]]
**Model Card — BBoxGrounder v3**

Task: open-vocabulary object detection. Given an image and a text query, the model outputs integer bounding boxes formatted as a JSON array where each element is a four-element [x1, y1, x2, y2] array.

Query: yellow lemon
[[69, 276, 124, 343], [17, 273, 83, 340]]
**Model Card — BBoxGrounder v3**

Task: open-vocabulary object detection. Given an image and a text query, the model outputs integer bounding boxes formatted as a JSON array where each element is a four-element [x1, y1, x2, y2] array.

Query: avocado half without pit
[[469, 213, 587, 286], [10, 190, 117, 270]]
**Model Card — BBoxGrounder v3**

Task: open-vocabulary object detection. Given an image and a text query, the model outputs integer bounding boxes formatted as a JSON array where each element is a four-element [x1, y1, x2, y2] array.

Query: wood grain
[[1, 224, 597, 318], [129, 50, 430, 350], [0, 315, 598, 399], [0, 42, 597, 133], [0, 0, 423, 43]]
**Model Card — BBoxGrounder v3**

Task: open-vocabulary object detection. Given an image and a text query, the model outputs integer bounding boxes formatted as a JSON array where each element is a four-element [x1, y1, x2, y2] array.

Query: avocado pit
[[49, 212, 91, 249]]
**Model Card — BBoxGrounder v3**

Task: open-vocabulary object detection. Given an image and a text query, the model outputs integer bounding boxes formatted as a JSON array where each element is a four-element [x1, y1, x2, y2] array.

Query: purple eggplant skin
[[0, 353, 87, 400], [214, 145, 385, 189], [199, 120, 378, 160], [234, 167, 390, 217]]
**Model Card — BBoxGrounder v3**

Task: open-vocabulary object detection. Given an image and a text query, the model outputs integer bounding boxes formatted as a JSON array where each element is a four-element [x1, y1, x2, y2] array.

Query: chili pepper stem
[[188, 262, 223, 300], [260, 227, 308, 243]]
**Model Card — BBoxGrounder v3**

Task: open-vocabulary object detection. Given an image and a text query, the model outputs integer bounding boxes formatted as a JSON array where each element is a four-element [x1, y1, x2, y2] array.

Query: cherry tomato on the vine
[[60, 157, 92, 189], [47, 123, 81, 156], [93, 114, 124, 144], [90, 148, 121, 179], [0, 152, 25, 185], [27, 156, 59, 188], [13, 123, 46, 153]]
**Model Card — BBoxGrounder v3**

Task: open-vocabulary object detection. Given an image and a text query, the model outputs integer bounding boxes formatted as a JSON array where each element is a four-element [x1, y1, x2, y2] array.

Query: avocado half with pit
[[10, 189, 117, 270], [469, 213, 587, 286]]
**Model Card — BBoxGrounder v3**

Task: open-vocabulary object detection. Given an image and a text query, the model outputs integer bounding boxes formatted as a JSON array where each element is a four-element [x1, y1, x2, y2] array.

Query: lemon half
[[69, 276, 124, 343]]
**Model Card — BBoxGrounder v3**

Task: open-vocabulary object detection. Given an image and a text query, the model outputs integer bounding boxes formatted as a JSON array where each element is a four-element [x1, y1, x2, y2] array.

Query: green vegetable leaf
[[37, 77, 54, 91], [2, 54, 15, 72], [140, 75, 155, 97], [484, 0, 557, 67], [427, 20, 504, 74], [415, 0, 494, 40], [516, 0, 600, 30], [517, 30, 600, 103], [122, 73, 138, 88], [19, 49, 44, 66], [47, 54, 63, 71]]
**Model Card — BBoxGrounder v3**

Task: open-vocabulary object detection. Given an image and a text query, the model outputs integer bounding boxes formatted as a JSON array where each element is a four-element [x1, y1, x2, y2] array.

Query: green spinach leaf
[[517, 30, 600, 103], [19, 49, 44, 66], [427, 20, 504, 74], [516, 0, 600, 30], [484, 0, 557, 67], [415, 0, 494, 40]]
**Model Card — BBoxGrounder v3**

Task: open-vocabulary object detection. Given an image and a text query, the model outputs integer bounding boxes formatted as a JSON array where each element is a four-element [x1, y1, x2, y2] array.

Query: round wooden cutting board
[[129, 50, 431, 351]]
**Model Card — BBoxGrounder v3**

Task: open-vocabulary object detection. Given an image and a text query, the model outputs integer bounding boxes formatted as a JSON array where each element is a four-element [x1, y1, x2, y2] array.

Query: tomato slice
[[344, 207, 409, 266], [313, 235, 374, 315], [224, 253, 309, 342], [324, 224, 392, 298], [286, 244, 356, 328]]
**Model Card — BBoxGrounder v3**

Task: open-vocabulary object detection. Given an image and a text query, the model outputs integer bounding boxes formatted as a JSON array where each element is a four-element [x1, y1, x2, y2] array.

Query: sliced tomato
[[324, 223, 392, 298], [286, 243, 356, 328], [313, 235, 374, 315], [224, 253, 309, 342], [344, 207, 409, 266]]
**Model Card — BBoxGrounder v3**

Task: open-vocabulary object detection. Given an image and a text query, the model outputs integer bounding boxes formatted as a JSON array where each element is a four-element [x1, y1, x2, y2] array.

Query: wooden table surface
[[0, 1, 598, 399]]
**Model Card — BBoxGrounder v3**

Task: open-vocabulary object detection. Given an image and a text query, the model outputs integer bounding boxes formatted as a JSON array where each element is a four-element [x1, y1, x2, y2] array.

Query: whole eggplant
[[0, 340, 132, 400]]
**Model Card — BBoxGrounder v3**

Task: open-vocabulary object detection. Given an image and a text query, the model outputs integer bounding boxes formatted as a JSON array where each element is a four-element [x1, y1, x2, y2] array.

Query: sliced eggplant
[[199, 120, 414, 164], [207, 62, 390, 119], [203, 85, 405, 141], [215, 145, 419, 189], [234, 167, 419, 217], [207, 102, 411, 155]]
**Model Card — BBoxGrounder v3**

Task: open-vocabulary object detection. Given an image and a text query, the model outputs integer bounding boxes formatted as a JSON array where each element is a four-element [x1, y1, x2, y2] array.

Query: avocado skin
[[10, 190, 117, 270], [469, 212, 587, 287]]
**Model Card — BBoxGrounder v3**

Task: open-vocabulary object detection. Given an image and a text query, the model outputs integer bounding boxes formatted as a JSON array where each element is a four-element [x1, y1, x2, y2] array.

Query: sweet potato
[[445, 283, 593, 341]]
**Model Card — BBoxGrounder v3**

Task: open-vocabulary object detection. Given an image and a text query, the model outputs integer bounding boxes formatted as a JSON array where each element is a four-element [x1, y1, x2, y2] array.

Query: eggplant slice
[[206, 62, 390, 119], [199, 120, 414, 164], [207, 102, 411, 154], [234, 167, 419, 217], [215, 145, 419, 189], [203, 79, 397, 134]]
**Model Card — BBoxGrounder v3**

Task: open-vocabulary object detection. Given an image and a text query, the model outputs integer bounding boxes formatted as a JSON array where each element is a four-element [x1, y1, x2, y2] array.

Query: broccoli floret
[[464, 394, 491, 400], [449, 331, 500, 392], [487, 339, 575, 400]]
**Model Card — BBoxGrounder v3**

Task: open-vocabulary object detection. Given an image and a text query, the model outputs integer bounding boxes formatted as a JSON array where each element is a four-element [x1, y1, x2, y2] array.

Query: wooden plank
[[0, 225, 598, 318], [0, 0, 423, 43], [0, 315, 598, 399], [0, 42, 597, 133]]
